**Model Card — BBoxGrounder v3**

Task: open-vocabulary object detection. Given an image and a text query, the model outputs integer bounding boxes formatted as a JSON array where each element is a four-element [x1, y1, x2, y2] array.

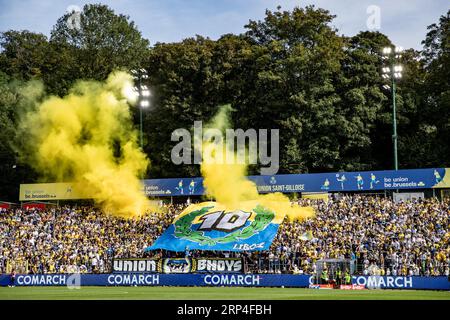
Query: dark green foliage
[[0, 4, 449, 201]]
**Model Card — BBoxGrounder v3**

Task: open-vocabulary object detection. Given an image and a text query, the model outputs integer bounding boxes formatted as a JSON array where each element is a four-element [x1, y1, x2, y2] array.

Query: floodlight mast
[[381, 46, 403, 171], [130, 68, 150, 150]]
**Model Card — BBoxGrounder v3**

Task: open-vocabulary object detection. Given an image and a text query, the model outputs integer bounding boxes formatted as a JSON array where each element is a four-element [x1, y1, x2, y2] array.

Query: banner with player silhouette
[[146, 201, 285, 252], [141, 168, 449, 197], [20, 168, 449, 200]]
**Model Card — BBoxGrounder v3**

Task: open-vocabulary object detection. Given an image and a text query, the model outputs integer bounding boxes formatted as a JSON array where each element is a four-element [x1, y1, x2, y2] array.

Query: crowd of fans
[[252, 195, 449, 277], [0, 204, 182, 274], [0, 195, 449, 276]]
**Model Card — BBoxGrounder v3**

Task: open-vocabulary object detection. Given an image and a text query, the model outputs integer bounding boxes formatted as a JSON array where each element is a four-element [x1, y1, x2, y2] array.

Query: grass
[[0, 286, 449, 300]]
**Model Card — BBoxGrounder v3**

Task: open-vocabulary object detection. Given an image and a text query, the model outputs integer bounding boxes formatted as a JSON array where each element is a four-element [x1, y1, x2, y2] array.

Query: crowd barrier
[[0, 274, 449, 290]]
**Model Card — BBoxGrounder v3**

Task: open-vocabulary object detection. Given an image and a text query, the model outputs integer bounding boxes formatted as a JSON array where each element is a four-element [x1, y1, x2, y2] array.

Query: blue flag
[[146, 201, 285, 252]]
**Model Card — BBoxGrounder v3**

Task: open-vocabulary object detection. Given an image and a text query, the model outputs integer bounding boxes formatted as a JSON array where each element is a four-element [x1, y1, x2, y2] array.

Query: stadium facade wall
[[0, 274, 449, 290]]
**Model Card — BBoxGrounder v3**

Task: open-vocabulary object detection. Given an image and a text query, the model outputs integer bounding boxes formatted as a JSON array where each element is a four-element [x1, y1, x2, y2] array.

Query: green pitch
[[0, 287, 449, 300]]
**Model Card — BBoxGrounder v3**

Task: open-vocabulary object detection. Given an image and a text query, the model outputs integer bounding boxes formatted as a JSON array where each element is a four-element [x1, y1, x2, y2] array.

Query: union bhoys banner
[[146, 201, 288, 252]]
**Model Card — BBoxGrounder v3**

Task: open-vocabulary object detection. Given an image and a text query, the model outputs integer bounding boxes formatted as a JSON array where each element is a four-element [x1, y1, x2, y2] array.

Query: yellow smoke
[[17, 71, 154, 218], [200, 105, 314, 221]]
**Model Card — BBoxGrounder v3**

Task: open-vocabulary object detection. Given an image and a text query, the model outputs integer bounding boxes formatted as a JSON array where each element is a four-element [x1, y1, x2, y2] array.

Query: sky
[[0, 0, 448, 50]]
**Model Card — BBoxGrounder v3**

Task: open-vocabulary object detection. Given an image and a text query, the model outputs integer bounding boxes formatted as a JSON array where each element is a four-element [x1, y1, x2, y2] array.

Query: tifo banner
[[195, 258, 243, 273], [112, 258, 159, 273], [146, 201, 284, 252], [1, 274, 449, 290], [19, 182, 89, 201], [162, 258, 192, 274], [112, 258, 243, 273]]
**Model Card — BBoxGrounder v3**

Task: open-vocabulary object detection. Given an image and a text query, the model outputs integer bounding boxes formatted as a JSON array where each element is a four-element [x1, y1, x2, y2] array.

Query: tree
[[144, 35, 244, 177], [239, 6, 347, 173], [332, 31, 390, 171], [0, 30, 82, 97], [0, 31, 49, 80], [0, 72, 39, 200], [394, 48, 436, 168], [420, 10, 450, 166], [0, 4, 150, 97], [50, 4, 150, 81], [1, 4, 448, 188]]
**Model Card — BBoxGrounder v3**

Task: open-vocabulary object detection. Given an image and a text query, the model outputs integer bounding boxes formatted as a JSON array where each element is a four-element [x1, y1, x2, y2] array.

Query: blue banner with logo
[[351, 275, 450, 290], [0, 273, 306, 287], [143, 177, 204, 197], [143, 168, 449, 197], [1, 274, 448, 290], [146, 201, 287, 252]]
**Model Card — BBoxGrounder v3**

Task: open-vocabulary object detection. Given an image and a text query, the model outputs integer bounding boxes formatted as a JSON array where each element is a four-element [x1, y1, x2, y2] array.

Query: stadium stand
[[0, 195, 448, 276]]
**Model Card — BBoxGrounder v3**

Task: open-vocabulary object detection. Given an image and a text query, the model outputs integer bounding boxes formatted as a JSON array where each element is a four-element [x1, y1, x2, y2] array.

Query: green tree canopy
[[0, 4, 449, 201], [50, 4, 150, 81]]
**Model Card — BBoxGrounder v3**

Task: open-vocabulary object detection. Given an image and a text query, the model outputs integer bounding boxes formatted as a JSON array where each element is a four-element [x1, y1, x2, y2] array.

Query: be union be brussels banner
[[19, 168, 450, 200], [250, 168, 450, 193], [146, 201, 284, 252], [143, 168, 450, 197], [19, 182, 90, 201]]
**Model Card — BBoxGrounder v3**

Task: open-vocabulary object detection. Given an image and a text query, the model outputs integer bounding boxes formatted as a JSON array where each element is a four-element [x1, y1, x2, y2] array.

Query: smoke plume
[[200, 105, 314, 221], [16, 71, 154, 217]]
